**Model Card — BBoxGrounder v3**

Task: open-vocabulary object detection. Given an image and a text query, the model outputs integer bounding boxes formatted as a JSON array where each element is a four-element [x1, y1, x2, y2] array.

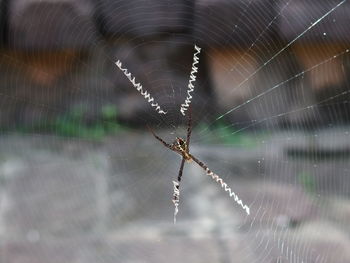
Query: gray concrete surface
[[0, 129, 350, 262]]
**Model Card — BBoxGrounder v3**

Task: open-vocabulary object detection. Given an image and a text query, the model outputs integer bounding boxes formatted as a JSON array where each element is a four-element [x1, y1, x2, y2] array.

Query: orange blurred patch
[[4, 50, 78, 86], [292, 43, 348, 91]]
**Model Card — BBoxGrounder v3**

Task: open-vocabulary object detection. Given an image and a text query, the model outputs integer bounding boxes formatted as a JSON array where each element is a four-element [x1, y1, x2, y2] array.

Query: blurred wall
[[0, 0, 349, 129]]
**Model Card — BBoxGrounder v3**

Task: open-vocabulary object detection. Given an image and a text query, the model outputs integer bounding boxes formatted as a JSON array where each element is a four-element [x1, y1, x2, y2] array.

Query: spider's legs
[[186, 106, 192, 153], [173, 157, 185, 203], [177, 157, 186, 183], [189, 154, 210, 173], [147, 125, 173, 151]]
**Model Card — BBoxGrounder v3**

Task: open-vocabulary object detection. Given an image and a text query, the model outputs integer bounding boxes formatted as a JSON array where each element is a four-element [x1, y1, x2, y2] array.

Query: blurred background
[[0, 0, 350, 262]]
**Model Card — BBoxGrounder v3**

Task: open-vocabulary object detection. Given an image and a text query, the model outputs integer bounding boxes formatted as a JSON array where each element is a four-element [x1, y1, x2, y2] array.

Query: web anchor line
[[180, 45, 201, 116], [213, 0, 347, 123], [115, 60, 167, 115]]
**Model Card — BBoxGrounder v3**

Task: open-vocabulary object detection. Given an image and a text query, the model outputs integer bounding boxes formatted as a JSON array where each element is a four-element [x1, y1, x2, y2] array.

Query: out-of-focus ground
[[1, 129, 350, 263]]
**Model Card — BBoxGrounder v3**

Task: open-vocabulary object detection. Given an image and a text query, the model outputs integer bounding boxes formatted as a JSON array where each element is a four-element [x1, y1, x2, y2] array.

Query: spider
[[148, 108, 250, 223]]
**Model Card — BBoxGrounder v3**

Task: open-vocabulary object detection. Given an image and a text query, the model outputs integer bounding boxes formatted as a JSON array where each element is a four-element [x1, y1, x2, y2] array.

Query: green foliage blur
[[298, 171, 316, 194], [197, 121, 264, 147], [18, 104, 125, 140]]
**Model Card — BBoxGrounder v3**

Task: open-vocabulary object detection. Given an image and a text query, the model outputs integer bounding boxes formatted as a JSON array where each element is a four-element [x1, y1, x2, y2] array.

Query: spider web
[[1, 0, 350, 262]]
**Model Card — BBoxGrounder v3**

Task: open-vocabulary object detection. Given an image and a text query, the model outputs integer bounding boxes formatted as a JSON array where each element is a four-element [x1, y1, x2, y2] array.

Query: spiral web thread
[[115, 60, 167, 114]]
